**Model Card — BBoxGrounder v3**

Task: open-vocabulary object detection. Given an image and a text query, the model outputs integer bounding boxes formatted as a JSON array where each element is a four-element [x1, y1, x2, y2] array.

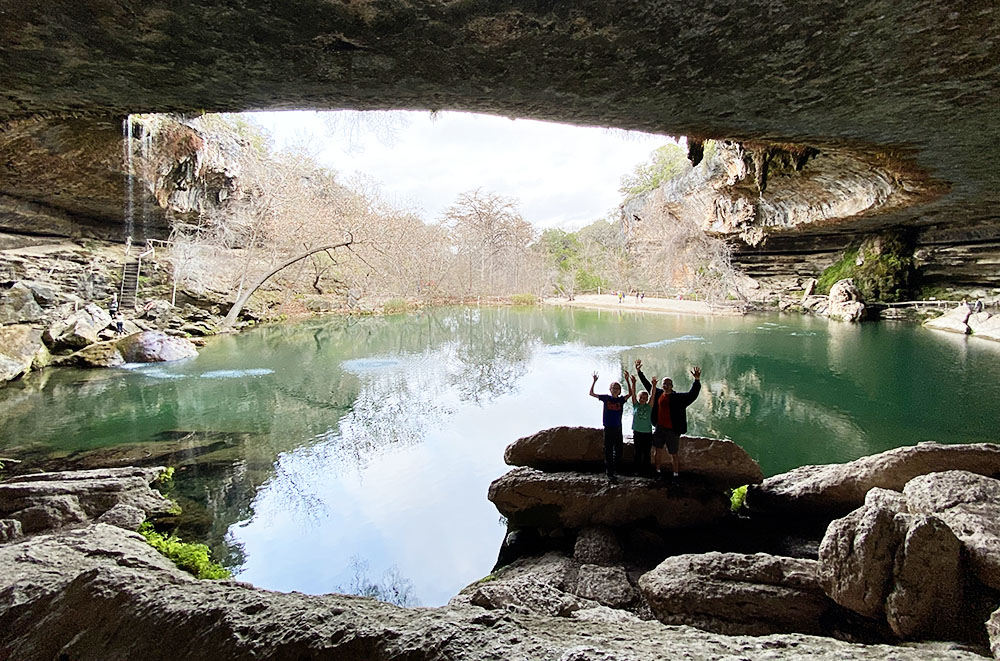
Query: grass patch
[[139, 522, 230, 580], [730, 485, 748, 512], [510, 293, 538, 306], [382, 298, 410, 314]]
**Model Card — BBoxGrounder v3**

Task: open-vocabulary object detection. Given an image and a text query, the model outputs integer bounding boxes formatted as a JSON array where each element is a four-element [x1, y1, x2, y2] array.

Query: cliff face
[[622, 142, 999, 292], [0, 116, 239, 244]]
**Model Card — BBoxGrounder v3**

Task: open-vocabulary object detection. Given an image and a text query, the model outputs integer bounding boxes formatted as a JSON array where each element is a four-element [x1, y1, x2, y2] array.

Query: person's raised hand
[[592, 372, 599, 381], [634, 359, 642, 370], [691, 366, 702, 380]]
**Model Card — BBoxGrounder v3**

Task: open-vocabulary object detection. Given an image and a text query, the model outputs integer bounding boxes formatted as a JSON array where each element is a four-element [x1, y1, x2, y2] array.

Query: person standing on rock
[[635, 359, 701, 478], [624, 371, 653, 476], [590, 371, 632, 482]]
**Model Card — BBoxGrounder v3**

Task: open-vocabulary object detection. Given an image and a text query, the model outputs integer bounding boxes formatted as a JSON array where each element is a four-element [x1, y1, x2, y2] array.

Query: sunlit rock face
[[1, 1, 999, 284]]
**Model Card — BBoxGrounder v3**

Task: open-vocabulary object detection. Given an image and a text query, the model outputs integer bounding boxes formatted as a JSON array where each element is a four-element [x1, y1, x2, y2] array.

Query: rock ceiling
[[1, 1, 999, 257]]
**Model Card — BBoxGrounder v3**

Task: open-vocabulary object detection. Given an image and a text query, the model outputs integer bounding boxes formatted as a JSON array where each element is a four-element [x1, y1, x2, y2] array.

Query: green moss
[[138, 522, 230, 580], [815, 233, 915, 302], [730, 485, 748, 512]]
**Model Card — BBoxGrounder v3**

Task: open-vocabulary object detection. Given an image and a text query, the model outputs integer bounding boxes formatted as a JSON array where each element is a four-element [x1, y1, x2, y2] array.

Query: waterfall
[[139, 120, 153, 243], [122, 117, 134, 242]]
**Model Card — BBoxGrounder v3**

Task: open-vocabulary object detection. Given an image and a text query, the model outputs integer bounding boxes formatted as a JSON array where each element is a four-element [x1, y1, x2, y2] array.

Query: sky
[[246, 110, 672, 230]]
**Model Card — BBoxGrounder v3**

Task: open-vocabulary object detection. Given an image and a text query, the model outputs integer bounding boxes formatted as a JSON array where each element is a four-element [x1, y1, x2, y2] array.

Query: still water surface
[[2, 306, 999, 606]]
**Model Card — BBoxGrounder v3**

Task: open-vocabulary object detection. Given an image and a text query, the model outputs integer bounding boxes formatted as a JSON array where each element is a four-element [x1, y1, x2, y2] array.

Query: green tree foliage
[[619, 142, 691, 199]]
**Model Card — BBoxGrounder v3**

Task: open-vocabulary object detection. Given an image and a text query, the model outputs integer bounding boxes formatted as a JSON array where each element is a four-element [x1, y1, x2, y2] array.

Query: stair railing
[[134, 245, 155, 306]]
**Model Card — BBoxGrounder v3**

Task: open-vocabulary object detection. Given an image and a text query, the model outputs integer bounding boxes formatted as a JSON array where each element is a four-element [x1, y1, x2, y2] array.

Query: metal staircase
[[118, 239, 155, 310], [119, 260, 140, 309]]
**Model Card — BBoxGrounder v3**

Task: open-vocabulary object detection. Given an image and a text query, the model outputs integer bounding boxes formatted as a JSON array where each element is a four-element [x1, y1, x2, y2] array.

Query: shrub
[[510, 293, 538, 306], [730, 485, 748, 512], [138, 522, 231, 580], [383, 298, 410, 314]]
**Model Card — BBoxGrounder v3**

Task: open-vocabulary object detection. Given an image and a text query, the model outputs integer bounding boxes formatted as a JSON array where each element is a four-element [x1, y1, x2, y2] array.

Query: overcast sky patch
[[246, 110, 673, 230]]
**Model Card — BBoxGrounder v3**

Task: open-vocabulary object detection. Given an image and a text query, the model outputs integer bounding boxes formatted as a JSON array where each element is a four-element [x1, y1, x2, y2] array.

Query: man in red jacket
[[635, 359, 701, 478]]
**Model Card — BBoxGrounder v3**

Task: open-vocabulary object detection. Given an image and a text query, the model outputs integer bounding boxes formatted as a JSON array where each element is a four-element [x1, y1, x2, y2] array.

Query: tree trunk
[[221, 238, 352, 328]]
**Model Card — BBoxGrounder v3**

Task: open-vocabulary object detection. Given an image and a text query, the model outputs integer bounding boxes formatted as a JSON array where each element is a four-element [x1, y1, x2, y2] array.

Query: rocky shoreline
[[3, 431, 1000, 659]]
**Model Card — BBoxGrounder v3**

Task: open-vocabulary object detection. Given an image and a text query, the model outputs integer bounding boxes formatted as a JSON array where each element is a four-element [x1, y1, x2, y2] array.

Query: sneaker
[[607, 474, 618, 483], [673, 472, 680, 478]]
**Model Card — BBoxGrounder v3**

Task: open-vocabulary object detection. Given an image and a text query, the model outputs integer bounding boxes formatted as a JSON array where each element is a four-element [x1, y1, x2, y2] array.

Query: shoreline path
[[543, 293, 744, 316]]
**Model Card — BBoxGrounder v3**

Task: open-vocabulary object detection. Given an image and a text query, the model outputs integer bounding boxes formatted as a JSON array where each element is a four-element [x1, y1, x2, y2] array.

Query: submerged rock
[[117, 330, 198, 363], [638, 551, 837, 636], [749, 441, 1000, 519], [504, 426, 762, 486], [488, 467, 730, 529]]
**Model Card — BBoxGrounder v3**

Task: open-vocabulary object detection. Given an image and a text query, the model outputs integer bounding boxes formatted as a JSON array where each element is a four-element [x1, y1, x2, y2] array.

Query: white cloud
[[246, 110, 674, 230]]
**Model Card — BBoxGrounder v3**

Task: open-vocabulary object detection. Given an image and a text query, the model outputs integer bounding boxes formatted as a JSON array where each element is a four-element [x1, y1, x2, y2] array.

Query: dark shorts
[[652, 428, 680, 454]]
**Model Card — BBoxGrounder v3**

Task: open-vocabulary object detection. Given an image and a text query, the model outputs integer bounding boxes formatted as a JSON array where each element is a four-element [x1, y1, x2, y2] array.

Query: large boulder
[[818, 506, 902, 619], [0, 323, 45, 382], [749, 441, 1000, 519], [117, 330, 198, 363], [573, 526, 623, 565], [504, 426, 762, 486], [488, 467, 730, 529], [53, 339, 125, 368], [923, 303, 972, 334], [903, 471, 1000, 590], [826, 279, 865, 322], [638, 552, 836, 635], [43, 303, 112, 350], [884, 515, 963, 640], [0, 281, 44, 324], [989, 606, 1000, 660], [574, 564, 637, 608], [0, 467, 173, 535]]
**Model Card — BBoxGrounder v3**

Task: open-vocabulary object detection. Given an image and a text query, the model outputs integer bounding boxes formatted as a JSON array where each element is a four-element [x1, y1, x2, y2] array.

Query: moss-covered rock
[[817, 233, 915, 302]]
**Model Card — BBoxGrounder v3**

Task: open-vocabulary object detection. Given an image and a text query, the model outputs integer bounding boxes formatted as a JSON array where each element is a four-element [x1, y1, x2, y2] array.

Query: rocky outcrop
[[488, 467, 730, 529], [116, 330, 198, 363], [748, 441, 1000, 518], [504, 426, 763, 486], [817, 471, 1000, 643], [0, 281, 44, 324], [639, 552, 838, 636], [42, 303, 112, 350], [0, 323, 46, 382], [0, 467, 173, 534], [1, 525, 980, 661], [826, 279, 866, 322], [974, 315, 1000, 342]]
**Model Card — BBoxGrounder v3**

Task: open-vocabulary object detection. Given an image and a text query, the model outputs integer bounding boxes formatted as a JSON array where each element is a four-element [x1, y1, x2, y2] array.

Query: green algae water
[[2, 307, 999, 605]]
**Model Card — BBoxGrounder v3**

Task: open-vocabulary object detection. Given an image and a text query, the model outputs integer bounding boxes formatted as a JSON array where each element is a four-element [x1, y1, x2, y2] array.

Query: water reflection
[[2, 307, 999, 605]]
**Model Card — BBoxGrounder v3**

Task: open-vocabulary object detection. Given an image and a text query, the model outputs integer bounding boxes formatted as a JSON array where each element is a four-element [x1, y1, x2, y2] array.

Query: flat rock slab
[[488, 467, 731, 529], [0, 466, 172, 534], [749, 441, 1000, 519], [638, 551, 837, 636], [504, 426, 762, 486]]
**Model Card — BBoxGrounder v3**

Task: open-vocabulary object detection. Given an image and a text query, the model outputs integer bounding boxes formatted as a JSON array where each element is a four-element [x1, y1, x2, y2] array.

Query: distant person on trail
[[114, 312, 125, 335], [624, 371, 653, 476], [590, 371, 632, 482], [109, 292, 118, 317], [635, 359, 701, 478]]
